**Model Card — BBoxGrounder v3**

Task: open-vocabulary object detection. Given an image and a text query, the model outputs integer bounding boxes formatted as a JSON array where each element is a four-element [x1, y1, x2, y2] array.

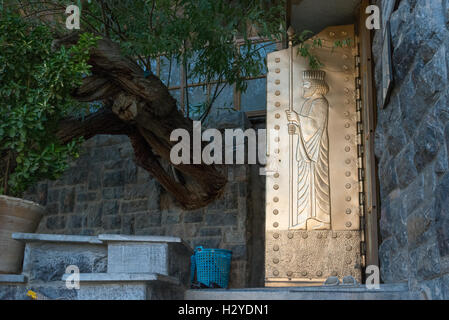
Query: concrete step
[[99, 234, 192, 285], [185, 283, 420, 300], [12, 233, 107, 283], [0, 232, 193, 300], [61, 272, 184, 300]]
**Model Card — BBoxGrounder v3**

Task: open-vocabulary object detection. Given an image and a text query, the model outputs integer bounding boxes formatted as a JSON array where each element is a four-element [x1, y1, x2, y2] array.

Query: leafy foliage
[[0, 13, 99, 196], [17, 0, 286, 119], [293, 30, 324, 70]]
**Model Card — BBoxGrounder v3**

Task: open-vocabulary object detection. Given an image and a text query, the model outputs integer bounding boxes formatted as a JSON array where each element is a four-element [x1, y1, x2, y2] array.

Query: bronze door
[[265, 24, 364, 286]]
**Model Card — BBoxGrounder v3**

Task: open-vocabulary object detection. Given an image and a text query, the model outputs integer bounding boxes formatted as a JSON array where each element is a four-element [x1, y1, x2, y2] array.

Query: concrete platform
[[62, 272, 180, 285], [0, 274, 27, 284], [60, 272, 184, 300], [185, 283, 421, 300], [0, 232, 192, 300], [12, 232, 102, 244]]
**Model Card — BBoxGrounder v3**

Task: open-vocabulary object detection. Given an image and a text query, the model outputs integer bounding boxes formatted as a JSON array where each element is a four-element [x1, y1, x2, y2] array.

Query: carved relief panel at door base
[[265, 25, 362, 286]]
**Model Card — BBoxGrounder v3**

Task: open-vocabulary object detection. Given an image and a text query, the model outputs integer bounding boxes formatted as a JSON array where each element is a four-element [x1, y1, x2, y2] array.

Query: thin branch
[[4, 151, 11, 195], [99, 0, 110, 38]]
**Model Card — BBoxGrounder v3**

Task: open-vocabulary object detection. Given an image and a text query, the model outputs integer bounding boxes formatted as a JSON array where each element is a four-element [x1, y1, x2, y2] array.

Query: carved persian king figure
[[286, 70, 331, 230]]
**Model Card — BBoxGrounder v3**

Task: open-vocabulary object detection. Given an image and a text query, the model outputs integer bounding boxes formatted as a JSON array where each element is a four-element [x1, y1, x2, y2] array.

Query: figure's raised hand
[[286, 110, 299, 124]]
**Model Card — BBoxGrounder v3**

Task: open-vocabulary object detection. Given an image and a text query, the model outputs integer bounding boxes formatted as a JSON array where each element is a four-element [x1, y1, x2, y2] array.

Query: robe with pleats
[[293, 97, 331, 229]]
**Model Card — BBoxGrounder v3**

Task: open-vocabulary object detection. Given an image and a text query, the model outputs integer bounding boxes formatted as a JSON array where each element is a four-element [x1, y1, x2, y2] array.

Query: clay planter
[[0, 195, 44, 274]]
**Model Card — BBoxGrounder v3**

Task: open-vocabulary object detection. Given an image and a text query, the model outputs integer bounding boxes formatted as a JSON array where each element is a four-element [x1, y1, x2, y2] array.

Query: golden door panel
[[265, 25, 362, 285]]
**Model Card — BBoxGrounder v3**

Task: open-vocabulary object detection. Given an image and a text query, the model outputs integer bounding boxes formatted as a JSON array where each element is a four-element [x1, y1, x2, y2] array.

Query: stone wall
[[25, 112, 258, 289], [373, 0, 449, 298]]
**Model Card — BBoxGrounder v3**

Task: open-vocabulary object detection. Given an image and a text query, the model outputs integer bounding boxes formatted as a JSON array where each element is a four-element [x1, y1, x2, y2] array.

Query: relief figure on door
[[286, 70, 331, 230]]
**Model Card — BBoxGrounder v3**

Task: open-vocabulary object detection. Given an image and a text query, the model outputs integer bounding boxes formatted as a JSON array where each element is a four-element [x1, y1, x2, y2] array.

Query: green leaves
[[0, 14, 97, 196], [77, 0, 285, 92]]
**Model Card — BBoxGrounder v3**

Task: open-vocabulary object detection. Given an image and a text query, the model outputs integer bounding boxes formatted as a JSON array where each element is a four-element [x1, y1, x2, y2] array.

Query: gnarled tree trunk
[[55, 34, 227, 210]]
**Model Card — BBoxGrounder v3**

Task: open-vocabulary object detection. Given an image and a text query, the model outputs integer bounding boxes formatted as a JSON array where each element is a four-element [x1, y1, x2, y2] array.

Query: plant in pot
[[0, 14, 97, 274]]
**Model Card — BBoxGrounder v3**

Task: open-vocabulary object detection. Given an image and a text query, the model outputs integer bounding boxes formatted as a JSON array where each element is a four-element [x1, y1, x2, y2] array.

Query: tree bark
[[53, 34, 227, 210]]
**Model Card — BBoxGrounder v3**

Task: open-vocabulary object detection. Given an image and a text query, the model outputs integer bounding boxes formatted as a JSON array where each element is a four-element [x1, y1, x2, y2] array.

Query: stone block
[[107, 243, 168, 274], [92, 146, 121, 162], [103, 171, 125, 188], [184, 283, 415, 300], [134, 211, 162, 228], [123, 159, 137, 184], [21, 242, 107, 282], [395, 144, 418, 189], [199, 227, 222, 237], [76, 281, 184, 300], [225, 184, 238, 210], [46, 215, 66, 230], [124, 182, 151, 200], [64, 166, 89, 185], [434, 146, 448, 175], [435, 173, 449, 257], [402, 174, 424, 215], [225, 244, 246, 259], [407, 205, 437, 250], [414, 116, 444, 172], [102, 187, 124, 200], [121, 200, 148, 213], [205, 211, 238, 226], [103, 215, 122, 230], [27, 284, 79, 300], [87, 165, 102, 190], [416, 278, 444, 300], [190, 237, 221, 250], [60, 188, 75, 213], [184, 210, 204, 223], [103, 200, 119, 215], [86, 203, 103, 228], [120, 215, 135, 234], [378, 158, 398, 196], [99, 234, 192, 285], [104, 160, 124, 170], [68, 215, 85, 229], [378, 237, 398, 283], [162, 212, 181, 225], [409, 243, 441, 281], [441, 273, 449, 300], [47, 189, 60, 203], [79, 284, 147, 300], [0, 274, 27, 283], [389, 250, 409, 282], [0, 285, 26, 300], [76, 192, 97, 202]]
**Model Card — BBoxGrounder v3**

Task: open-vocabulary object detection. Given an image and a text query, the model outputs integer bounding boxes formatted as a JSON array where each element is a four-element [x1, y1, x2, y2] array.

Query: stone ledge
[[12, 232, 102, 244], [62, 273, 180, 285], [98, 234, 192, 252], [0, 274, 27, 284], [185, 283, 414, 300], [11, 233, 192, 249]]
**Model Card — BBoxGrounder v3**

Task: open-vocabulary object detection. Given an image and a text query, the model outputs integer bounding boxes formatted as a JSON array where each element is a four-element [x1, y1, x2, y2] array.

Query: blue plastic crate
[[190, 246, 232, 288]]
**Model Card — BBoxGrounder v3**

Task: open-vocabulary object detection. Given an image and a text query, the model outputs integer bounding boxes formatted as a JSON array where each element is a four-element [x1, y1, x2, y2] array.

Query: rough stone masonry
[[24, 112, 259, 289], [373, 0, 449, 299]]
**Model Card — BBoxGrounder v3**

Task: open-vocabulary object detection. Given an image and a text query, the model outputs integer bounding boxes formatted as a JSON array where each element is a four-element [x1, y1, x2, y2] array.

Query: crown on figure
[[303, 70, 326, 81]]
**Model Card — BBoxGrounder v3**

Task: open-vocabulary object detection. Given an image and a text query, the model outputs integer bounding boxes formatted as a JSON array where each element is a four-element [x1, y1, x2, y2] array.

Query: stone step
[[12, 233, 192, 284], [64, 272, 180, 284], [185, 283, 421, 300], [99, 234, 192, 285], [61, 272, 184, 300], [0, 273, 183, 300], [3, 232, 193, 299], [12, 233, 107, 283]]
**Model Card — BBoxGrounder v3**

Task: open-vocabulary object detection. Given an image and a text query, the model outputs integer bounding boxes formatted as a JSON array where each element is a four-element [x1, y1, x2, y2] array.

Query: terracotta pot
[[0, 195, 44, 274]]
